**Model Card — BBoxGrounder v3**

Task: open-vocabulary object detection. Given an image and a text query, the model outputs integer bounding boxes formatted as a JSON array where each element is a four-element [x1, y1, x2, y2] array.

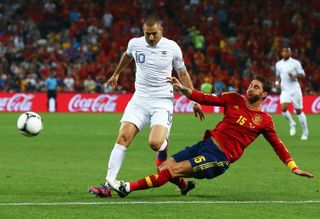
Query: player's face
[[281, 48, 291, 59], [143, 23, 162, 46], [246, 80, 267, 103]]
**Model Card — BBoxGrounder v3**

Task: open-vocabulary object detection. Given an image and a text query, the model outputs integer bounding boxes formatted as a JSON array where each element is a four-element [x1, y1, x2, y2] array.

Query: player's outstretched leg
[[88, 184, 112, 198], [180, 181, 196, 195], [109, 168, 174, 197], [170, 177, 196, 195]]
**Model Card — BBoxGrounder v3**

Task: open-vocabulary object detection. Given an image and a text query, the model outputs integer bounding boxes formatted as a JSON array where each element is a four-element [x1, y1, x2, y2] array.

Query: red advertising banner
[[0, 92, 319, 114]]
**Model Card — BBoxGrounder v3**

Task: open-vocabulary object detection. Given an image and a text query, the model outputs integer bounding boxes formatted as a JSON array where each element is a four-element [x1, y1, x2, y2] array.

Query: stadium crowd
[[0, 0, 319, 94]]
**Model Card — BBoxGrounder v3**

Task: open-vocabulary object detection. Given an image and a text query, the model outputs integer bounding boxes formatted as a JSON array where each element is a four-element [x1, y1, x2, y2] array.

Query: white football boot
[[289, 123, 296, 136]]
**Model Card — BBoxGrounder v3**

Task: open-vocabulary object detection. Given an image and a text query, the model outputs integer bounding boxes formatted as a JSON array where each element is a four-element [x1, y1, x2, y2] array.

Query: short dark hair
[[254, 75, 272, 93], [143, 14, 161, 27], [282, 46, 291, 51]]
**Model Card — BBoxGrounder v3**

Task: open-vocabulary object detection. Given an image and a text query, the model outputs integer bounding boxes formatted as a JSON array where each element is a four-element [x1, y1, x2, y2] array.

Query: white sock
[[158, 139, 168, 151], [297, 112, 309, 134], [282, 111, 296, 126], [106, 144, 127, 182], [125, 182, 130, 193]]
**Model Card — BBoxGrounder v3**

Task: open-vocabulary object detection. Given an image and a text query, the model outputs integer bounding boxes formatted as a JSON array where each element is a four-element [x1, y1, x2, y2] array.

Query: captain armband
[[286, 160, 298, 172]]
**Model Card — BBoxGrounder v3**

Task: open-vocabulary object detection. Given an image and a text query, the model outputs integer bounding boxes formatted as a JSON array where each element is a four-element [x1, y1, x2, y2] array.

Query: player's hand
[[293, 168, 314, 178], [193, 103, 205, 121], [167, 77, 184, 90], [106, 74, 119, 89]]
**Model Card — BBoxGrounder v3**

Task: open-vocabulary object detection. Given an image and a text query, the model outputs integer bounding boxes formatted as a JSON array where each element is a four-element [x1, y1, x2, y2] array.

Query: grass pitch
[[0, 113, 319, 218]]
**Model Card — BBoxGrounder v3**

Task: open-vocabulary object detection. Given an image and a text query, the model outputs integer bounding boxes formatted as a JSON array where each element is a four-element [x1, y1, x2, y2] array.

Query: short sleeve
[[295, 61, 305, 75], [172, 42, 186, 73], [126, 39, 134, 57], [275, 63, 280, 77]]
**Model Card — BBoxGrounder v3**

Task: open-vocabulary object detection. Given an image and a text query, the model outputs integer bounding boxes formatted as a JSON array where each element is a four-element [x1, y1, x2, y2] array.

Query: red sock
[[130, 168, 173, 192], [170, 177, 188, 190], [156, 165, 187, 190]]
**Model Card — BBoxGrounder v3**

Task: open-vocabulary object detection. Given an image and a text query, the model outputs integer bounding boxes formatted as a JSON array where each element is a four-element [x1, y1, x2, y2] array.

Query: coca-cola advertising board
[[0, 93, 319, 114]]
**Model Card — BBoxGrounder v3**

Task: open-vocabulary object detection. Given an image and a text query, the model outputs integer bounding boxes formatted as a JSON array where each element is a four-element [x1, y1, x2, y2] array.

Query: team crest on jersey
[[252, 114, 262, 125], [161, 51, 168, 56]]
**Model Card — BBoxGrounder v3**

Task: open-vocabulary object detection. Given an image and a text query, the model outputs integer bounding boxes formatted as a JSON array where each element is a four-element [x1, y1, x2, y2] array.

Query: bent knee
[[148, 139, 164, 151], [169, 162, 188, 176]]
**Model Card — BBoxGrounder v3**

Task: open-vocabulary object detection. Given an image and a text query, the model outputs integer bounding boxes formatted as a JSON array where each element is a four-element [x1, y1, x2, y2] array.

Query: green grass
[[0, 113, 319, 218]]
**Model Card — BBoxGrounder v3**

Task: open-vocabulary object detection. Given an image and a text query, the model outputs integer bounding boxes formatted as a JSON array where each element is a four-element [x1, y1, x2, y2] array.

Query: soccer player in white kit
[[88, 15, 204, 197], [275, 47, 309, 140]]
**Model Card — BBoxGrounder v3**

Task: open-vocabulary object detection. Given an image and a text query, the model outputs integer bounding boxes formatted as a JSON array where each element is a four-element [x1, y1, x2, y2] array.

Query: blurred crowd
[[0, 0, 319, 95]]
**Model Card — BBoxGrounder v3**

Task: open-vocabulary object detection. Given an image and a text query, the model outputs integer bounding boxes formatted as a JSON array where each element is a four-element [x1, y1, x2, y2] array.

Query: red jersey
[[189, 90, 292, 164]]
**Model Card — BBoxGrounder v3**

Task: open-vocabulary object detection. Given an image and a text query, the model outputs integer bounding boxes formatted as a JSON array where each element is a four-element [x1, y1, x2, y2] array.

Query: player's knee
[[116, 133, 132, 145], [170, 163, 185, 176], [158, 158, 173, 171], [148, 139, 163, 151], [295, 109, 302, 114]]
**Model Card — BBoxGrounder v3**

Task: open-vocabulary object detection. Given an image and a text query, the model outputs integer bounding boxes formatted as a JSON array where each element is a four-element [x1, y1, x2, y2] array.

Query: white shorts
[[280, 89, 303, 109], [120, 94, 174, 134]]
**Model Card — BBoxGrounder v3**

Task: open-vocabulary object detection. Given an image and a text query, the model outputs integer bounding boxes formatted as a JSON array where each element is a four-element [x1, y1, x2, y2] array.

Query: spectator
[[200, 77, 213, 94], [63, 74, 75, 92], [83, 75, 96, 93], [193, 30, 205, 51], [103, 11, 113, 29], [0, 73, 7, 91], [213, 76, 226, 94], [25, 74, 37, 92]]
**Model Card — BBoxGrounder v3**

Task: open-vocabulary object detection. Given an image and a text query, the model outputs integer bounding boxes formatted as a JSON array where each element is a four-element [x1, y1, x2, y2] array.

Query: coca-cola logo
[[174, 95, 195, 112], [0, 94, 34, 111], [311, 96, 320, 113], [68, 94, 118, 112], [261, 96, 280, 113]]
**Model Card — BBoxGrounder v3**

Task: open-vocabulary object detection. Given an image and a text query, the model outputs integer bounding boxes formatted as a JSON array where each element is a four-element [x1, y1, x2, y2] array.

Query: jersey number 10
[[135, 53, 145, 63]]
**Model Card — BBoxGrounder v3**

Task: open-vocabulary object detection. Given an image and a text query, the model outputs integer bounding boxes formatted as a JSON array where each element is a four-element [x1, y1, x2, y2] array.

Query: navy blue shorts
[[172, 138, 229, 179]]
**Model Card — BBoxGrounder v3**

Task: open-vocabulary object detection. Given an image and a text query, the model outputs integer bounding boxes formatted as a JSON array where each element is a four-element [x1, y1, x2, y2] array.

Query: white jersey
[[126, 36, 186, 98], [275, 57, 305, 92]]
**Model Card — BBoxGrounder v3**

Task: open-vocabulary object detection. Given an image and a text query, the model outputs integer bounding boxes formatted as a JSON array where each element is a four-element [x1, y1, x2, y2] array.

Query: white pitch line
[[0, 200, 320, 206]]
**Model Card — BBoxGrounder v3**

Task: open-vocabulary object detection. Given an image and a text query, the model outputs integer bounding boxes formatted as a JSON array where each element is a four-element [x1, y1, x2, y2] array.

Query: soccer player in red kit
[[107, 75, 314, 197]]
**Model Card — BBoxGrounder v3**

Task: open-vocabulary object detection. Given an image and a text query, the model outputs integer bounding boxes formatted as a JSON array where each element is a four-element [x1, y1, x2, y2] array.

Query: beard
[[247, 94, 260, 104]]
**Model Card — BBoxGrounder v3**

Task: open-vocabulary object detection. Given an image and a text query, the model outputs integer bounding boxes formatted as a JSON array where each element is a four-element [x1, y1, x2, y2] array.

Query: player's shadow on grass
[[92, 193, 219, 200]]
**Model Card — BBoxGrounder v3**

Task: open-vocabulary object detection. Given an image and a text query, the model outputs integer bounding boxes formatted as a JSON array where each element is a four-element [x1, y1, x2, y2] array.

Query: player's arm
[[173, 42, 205, 121], [288, 73, 305, 79], [107, 52, 133, 89], [275, 75, 281, 89], [274, 64, 281, 89], [167, 77, 224, 106], [288, 61, 305, 79], [262, 119, 314, 178], [177, 70, 205, 121]]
